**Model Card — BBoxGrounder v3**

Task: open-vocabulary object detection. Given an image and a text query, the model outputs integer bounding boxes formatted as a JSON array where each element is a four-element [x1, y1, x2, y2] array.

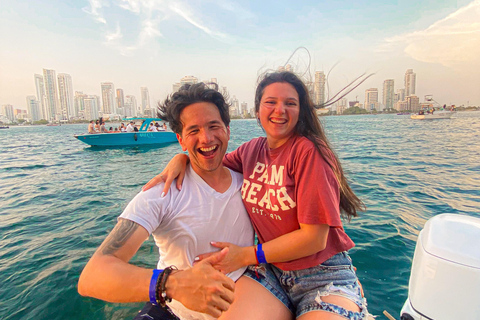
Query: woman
[[145, 71, 368, 319]]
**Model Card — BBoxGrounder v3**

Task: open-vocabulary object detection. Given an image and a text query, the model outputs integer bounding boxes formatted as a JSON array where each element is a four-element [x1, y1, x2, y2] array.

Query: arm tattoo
[[100, 219, 140, 255]]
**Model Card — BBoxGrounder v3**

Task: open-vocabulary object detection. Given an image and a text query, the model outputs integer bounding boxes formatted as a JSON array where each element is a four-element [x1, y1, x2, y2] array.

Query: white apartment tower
[[125, 95, 137, 117], [58, 73, 74, 120], [364, 88, 379, 111], [314, 71, 326, 106], [26, 96, 41, 121], [405, 69, 416, 97], [140, 87, 151, 115], [101, 82, 116, 114], [1, 104, 15, 122], [43, 69, 60, 121], [34, 74, 46, 120], [116, 89, 125, 116], [383, 79, 395, 110]]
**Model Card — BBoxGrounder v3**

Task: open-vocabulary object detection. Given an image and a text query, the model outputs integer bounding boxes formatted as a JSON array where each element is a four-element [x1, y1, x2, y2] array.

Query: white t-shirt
[[126, 123, 134, 132], [120, 165, 254, 320]]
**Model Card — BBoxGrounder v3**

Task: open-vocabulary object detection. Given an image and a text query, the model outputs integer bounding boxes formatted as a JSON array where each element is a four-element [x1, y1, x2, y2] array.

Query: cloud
[[83, 0, 107, 24], [382, 0, 480, 68], [167, 2, 228, 41], [84, 0, 234, 55]]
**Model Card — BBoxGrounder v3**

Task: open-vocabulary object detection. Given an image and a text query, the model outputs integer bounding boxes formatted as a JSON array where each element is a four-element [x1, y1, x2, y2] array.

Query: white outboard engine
[[400, 214, 480, 320]]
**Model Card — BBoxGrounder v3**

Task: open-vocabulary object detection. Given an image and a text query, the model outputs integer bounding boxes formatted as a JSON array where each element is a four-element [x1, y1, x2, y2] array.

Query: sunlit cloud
[[167, 2, 228, 41], [82, 0, 107, 24], [83, 0, 234, 55], [382, 0, 480, 68]]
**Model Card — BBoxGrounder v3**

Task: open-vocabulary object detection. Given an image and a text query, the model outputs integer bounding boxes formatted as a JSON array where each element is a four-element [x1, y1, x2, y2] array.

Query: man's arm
[[78, 218, 151, 302], [78, 218, 236, 317]]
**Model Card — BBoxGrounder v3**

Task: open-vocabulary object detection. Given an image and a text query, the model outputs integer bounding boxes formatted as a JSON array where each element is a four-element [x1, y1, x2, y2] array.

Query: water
[[1, 113, 479, 319]]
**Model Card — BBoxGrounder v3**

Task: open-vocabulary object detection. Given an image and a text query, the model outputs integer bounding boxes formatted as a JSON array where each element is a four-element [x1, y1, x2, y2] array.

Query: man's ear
[[176, 133, 188, 152], [226, 126, 231, 141]]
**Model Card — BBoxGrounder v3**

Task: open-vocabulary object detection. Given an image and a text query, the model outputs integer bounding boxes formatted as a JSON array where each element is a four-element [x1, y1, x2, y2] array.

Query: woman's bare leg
[[219, 276, 293, 320], [297, 294, 361, 320]]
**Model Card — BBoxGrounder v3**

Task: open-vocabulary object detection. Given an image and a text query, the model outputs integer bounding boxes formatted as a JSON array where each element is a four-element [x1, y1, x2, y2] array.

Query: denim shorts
[[243, 252, 368, 319]]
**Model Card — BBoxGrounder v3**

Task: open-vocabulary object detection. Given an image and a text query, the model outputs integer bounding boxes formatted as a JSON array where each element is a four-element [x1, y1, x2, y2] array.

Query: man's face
[[177, 102, 230, 176]]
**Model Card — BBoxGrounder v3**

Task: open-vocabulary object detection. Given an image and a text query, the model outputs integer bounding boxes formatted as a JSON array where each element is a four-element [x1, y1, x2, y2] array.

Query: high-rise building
[[84, 95, 100, 120], [1, 104, 15, 122], [406, 95, 420, 113], [74, 91, 87, 119], [43, 69, 60, 121], [101, 82, 116, 114], [364, 88, 379, 111], [180, 76, 198, 86], [34, 74, 46, 120], [58, 73, 74, 120], [314, 71, 326, 106], [383, 79, 395, 110], [116, 89, 125, 116], [26, 96, 41, 121], [241, 102, 248, 117], [140, 87, 151, 115], [230, 96, 239, 117], [397, 88, 405, 102], [125, 95, 137, 117], [405, 69, 416, 97]]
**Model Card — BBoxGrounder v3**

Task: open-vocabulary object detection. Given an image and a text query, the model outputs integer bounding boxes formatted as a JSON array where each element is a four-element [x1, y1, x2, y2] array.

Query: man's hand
[[166, 248, 235, 318]]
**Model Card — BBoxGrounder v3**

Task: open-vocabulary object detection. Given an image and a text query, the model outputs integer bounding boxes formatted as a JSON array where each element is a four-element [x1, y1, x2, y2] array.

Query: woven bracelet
[[158, 266, 178, 307]]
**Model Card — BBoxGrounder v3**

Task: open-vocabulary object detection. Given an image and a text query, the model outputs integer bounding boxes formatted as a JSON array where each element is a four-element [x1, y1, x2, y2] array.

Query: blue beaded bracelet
[[149, 269, 163, 305], [256, 243, 267, 264]]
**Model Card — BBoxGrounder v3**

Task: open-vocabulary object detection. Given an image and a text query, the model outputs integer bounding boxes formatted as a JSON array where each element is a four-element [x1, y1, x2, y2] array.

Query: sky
[[1, 0, 479, 111]]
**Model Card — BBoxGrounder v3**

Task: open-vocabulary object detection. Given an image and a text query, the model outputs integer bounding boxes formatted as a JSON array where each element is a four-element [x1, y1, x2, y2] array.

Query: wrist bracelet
[[256, 243, 267, 264], [158, 266, 178, 307], [149, 269, 163, 305], [254, 246, 259, 264]]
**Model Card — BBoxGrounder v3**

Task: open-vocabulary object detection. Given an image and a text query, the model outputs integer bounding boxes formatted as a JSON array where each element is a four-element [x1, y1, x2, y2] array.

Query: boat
[[396, 112, 410, 115], [399, 214, 480, 320], [411, 95, 455, 120], [74, 118, 178, 147], [0, 126, 9, 129], [410, 110, 454, 120]]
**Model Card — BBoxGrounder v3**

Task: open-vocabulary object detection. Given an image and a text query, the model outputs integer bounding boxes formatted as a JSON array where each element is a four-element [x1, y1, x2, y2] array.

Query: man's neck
[[192, 165, 232, 193]]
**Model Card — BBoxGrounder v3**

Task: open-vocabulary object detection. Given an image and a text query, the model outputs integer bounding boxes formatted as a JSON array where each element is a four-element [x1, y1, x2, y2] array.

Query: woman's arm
[[196, 223, 329, 274], [143, 153, 189, 195]]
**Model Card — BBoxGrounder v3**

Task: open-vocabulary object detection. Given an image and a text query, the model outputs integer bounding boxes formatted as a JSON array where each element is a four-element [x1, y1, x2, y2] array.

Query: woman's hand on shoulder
[[143, 153, 189, 196]]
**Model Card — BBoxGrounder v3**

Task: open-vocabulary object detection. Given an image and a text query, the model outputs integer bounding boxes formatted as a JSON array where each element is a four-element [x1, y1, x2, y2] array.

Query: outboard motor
[[401, 214, 480, 320]]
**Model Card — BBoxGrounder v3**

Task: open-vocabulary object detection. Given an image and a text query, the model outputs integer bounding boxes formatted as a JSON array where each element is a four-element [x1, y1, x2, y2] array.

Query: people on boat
[[88, 120, 95, 134], [148, 122, 158, 132], [100, 122, 107, 133], [78, 83, 254, 320], [418, 110, 424, 115], [126, 121, 135, 132], [145, 71, 369, 319], [95, 120, 100, 132], [155, 122, 165, 131], [120, 123, 127, 132]]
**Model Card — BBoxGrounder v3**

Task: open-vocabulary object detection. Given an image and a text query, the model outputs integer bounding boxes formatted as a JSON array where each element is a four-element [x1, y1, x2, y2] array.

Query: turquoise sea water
[[1, 112, 479, 319]]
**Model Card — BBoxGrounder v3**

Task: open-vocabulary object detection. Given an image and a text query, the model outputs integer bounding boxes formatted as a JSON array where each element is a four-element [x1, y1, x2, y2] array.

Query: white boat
[[410, 110, 455, 120], [400, 214, 480, 320]]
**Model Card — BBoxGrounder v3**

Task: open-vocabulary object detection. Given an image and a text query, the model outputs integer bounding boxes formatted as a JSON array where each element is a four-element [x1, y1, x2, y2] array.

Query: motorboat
[[400, 214, 480, 320], [410, 110, 455, 120], [74, 118, 178, 147]]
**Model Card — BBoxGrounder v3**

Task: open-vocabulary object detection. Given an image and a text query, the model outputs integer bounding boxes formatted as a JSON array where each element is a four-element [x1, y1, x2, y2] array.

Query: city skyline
[[1, 0, 479, 112]]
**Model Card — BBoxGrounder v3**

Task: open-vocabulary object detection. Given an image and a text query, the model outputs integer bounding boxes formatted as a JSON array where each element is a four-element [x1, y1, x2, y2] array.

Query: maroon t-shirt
[[224, 135, 354, 271]]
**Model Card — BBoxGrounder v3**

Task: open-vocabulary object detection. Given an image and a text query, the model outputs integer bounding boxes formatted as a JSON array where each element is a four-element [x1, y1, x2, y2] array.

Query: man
[[126, 121, 135, 132], [78, 83, 254, 320], [88, 120, 95, 134]]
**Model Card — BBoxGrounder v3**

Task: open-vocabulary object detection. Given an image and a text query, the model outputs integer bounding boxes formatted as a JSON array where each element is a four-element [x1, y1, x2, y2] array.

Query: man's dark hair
[[157, 83, 230, 135]]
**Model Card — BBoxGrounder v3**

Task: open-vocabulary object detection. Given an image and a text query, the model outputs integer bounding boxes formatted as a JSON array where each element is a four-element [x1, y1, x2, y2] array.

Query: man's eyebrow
[[185, 120, 222, 131]]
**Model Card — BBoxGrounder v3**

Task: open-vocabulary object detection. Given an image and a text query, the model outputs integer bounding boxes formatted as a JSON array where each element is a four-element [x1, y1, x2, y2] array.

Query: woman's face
[[257, 82, 300, 149]]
